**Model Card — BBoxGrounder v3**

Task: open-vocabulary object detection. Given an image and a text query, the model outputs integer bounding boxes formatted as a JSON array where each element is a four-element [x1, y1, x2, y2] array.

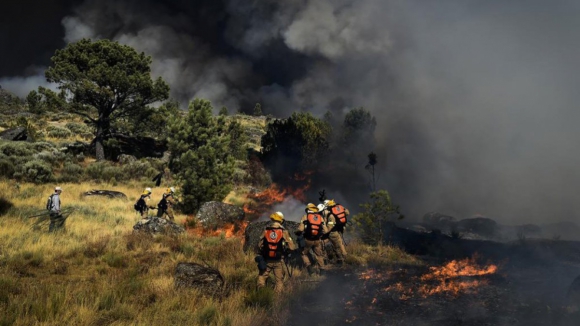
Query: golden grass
[[0, 180, 420, 325]]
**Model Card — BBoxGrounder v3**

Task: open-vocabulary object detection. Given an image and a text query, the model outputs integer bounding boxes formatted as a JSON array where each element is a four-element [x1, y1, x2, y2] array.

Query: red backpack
[[331, 205, 347, 225], [305, 213, 324, 239], [262, 227, 285, 259]]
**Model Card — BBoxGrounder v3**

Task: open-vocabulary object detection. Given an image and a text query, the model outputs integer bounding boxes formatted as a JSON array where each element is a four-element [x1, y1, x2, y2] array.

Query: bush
[[352, 190, 403, 245], [58, 162, 83, 182], [0, 158, 15, 178], [46, 125, 72, 139], [0, 141, 34, 157], [18, 160, 54, 183], [65, 122, 91, 134], [244, 287, 274, 309], [121, 160, 158, 180]]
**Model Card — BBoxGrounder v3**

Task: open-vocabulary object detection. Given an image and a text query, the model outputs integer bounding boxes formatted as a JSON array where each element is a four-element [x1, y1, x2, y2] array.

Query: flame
[[186, 221, 249, 239], [242, 171, 314, 219], [358, 257, 499, 300], [418, 257, 497, 296]]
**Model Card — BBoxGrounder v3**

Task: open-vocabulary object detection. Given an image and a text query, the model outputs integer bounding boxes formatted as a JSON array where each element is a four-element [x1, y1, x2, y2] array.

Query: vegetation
[[41, 38, 170, 161], [261, 112, 331, 178], [167, 99, 235, 213], [352, 190, 404, 245]]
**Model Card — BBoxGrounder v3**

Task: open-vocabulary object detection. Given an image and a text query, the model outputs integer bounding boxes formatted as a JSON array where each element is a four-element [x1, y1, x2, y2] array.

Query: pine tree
[[167, 99, 235, 213]]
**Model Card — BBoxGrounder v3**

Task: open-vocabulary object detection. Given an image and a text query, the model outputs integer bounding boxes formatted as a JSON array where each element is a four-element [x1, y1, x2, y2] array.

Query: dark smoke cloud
[[1, 0, 579, 224]]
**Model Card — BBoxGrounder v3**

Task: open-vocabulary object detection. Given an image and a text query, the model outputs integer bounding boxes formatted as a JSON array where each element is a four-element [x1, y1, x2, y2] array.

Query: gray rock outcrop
[[0, 127, 27, 141], [82, 190, 127, 199], [174, 262, 224, 295], [133, 216, 185, 234], [197, 201, 245, 230]]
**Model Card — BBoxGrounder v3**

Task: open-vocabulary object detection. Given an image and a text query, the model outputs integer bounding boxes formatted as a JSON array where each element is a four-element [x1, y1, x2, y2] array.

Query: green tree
[[341, 107, 377, 167], [167, 99, 235, 213], [261, 112, 331, 177], [227, 119, 248, 160], [253, 103, 263, 116], [352, 190, 403, 245], [43, 38, 170, 160], [26, 90, 44, 114], [219, 106, 228, 116]]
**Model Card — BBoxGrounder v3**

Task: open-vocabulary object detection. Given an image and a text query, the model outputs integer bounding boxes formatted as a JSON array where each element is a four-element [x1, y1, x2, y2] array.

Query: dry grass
[[0, 180, 419, 325], [0, 181, 308, 326]]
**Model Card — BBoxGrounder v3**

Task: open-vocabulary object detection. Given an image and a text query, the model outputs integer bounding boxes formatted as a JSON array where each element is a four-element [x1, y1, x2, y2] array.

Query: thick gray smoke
[[2, 0, 579, 225]]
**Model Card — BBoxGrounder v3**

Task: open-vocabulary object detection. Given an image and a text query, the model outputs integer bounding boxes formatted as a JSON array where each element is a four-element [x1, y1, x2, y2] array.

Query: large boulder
[[422, 212, 456, 226], [243, 220, 300, 253], [568, 275, 580, 308], [133, 216, 185, 235], [99, 133, 167, 160], [457, 217, 498, 238], [174, 262, 224, 295], [0, 127, 27, 141], [197, 201, 245, 230]]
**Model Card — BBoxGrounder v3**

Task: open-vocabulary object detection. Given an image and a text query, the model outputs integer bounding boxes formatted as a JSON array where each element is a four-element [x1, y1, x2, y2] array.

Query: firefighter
[[323, 199, 349, 265], [157, 187, 176, 221], [134, 187, 154, 217], [47, 186, 64, 232], [297, 203, 328, 275], [256, 211, 296, 293]]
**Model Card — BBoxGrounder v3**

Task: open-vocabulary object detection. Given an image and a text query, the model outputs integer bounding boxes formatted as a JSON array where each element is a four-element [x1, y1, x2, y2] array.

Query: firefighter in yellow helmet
[[322, 199, 349, 265], [134, 188, 154, 217], [297, 203, 328, 275], [157, 187, 176, 221], [256, 211, 296, 293]]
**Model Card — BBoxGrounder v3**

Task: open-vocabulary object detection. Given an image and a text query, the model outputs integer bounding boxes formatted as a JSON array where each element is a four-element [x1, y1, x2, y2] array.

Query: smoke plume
[[1, 0, 579, 225]]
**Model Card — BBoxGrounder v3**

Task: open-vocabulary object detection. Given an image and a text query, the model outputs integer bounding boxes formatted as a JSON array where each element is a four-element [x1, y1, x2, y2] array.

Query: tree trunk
[[95, 118, 110, 161]]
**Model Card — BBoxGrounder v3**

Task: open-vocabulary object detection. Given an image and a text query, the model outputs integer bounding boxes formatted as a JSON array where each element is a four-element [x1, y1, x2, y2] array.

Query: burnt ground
[[286, 239, 580, 326]]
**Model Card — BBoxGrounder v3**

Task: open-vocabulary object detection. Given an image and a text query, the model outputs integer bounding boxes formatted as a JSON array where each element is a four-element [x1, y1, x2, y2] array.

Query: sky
[[1, 0, 579, 225]]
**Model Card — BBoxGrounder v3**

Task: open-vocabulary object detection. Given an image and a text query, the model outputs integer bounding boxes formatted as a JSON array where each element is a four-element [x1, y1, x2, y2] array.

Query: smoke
[[1, 0, 579, 225]]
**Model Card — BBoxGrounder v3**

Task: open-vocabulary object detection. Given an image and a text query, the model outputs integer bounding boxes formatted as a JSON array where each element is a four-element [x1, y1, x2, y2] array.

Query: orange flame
[[186, 221, 249, 239], [418, 257, 497, 296], [243, 171, 314, 219]]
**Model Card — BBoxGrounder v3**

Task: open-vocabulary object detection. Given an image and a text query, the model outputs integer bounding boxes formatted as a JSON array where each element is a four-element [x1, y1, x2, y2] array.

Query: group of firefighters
[[257, 199, 349, 293], [45, 186, 178, 231], [134, 187, 177, 220], [46, 185, 347, 293]]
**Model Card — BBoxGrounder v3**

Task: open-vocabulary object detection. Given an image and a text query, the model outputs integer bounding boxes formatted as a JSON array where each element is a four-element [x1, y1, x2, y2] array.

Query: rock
[[197, 201, 245, 230], [422, 212, 456, 226], [457, 217, 498, 237], [133, 216, 185, 235], [118, 154, 137, 165], [568, 275, 580, 307], [243, 220, 300, 253], [174, 262, 224, 295], [0, 127, 27, 141], [97, 133, 167, 160], [82, 190, 128, 199]]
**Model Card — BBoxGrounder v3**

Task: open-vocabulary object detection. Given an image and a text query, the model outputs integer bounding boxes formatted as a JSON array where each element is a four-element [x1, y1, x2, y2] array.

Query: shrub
[[58, 162, 83, 182], [0, 141, 34, 157], [121, 160, 158, 180], [244, 287, 274, 309], [46, 125, 72, 139], [196, 304, 218, 326], [0, 158, 15, 178], [18, 159, 54, 183], [65, 122, 91, 134], [352, 190, 403, 245], [102, 252, 128, 268]]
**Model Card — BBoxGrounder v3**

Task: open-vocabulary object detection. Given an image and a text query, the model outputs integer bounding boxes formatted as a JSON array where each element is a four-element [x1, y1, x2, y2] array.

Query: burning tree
[[352, 190, 403, 245]]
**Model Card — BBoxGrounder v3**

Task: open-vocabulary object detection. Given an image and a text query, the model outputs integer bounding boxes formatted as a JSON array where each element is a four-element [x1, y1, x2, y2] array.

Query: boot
[[307, 265, 315, 276]]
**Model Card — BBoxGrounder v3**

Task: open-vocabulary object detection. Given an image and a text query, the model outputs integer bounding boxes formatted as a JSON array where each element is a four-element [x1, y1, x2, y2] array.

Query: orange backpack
[[305, 213, 324, 239], [262, 227, 285, 259], [331, 205, 347, 225]]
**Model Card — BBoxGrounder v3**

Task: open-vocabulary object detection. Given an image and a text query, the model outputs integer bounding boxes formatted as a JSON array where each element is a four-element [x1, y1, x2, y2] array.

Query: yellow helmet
[[326, 199, 336, 207], [269, 211, 284, 223], [306, 203, 318, 212], [165, 187, 175, 194]]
